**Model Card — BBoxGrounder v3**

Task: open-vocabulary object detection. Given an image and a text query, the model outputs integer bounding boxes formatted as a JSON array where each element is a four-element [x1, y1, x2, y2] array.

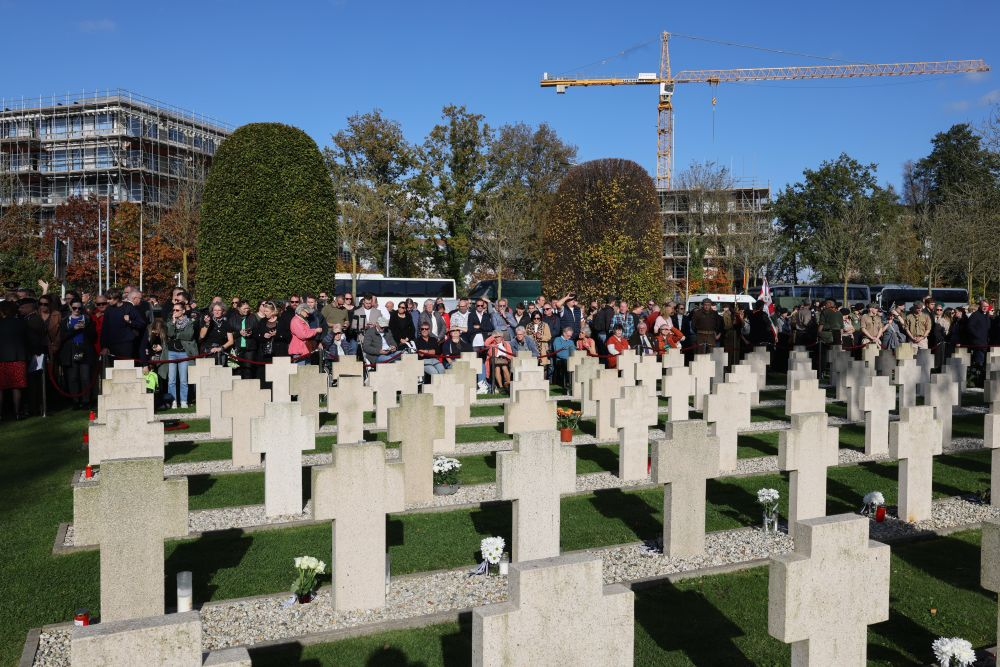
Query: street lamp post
[[385, 208, 391, 277]]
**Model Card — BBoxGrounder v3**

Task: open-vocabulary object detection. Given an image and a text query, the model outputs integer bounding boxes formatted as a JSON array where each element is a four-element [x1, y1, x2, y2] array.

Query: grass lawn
[[252, 530, 995, 666]]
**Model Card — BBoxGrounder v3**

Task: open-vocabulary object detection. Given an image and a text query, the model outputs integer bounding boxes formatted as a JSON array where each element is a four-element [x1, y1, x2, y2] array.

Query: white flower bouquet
[[757, 488, 780, 533], [861, 491, 885, 515], [433, 456, 462, 487], [291, 555, 326, 600], [481, 536, 506, 570], [932, 636, 976, 666]]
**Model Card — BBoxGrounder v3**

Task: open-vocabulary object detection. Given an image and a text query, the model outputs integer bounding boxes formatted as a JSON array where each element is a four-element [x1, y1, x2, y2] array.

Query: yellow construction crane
[[541, 32, 990, 189]]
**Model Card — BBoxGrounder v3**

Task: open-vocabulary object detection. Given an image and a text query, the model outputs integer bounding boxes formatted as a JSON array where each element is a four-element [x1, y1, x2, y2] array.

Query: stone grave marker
[[219, 379, 269, 468], [399, 353, 425, 388], [330, 357, 365, 379], [503, 388, 555, 435], [511, 352, 538, 378], [651, 420, 720, 557], [688, 354, 716, 411], [745, 348, 769, 390], [612, 384, 658, 481], [88, 408, 165, 467], [895, 342, 915, 361], [944, 349, 970, 402], [710, 347, 728, 385], [861, 344, 879, 366], [915, 348, 933, 397], [326, 375, 373, 444], [264, 356, 296, 403], [889, 405, 943, 522], [787, 365, 817, 387], [590, 368, 623, 440], [312, 441, 404, 610], [894, 357, 921, 408], [768, 514, 890, 666], [289, 364, 327, 431], [496, 430, 575, 561], [987, 399, 999, 506], [842, 359, 874, 423], [617, 348, 640, 385], [509, 367, 548, 398], [875, 349, 896, 379], [789, 348, 811, 369], [424, 373, 465, 453], [73, 457, 186, 621], [369, 362, 408, 429], [661, 347, 685, 370], [785, 378, 826, 416], [983, 520, 1000, 642], [726, 363, 760, 406], [472, 553, 633, 667], [988, 369, 1000, 405], [96, 381, 153, 423], [104, 359, 144, 382], [705, 382, 751, 472], [861, 375, 896, 457], [203, 365, 236, 439], [573, 358, 601, 417], [926, 373, 957, 448], [387, 393, 444, 504], [829, 348, 850, 400], [779, 412, 839, 537], [662, 366, 693, 422], [185, 357, 219, 418], [251, 401, 313, 517], [446, 359, 477, 423], [633, 354, 662, 398]]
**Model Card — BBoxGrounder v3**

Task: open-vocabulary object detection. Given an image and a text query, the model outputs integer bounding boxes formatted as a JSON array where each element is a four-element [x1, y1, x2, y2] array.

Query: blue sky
[[5, 0, 998, 193]]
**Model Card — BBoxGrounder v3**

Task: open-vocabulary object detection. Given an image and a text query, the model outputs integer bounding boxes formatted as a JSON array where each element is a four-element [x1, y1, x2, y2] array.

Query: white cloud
[[946, 99, 971, 112], [980, 89, 1000, 106], [964, 71, 989, 83], [78, 18, 117, 32]]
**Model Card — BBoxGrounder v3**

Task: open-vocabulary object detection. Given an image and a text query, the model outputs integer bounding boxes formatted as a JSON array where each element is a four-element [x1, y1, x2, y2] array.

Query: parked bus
[[333, 274, 457, 310], [769, 284, 871, 310], [874, 285, 969, 310], [468, 280, 542, 306], [685, 293, 757, 313]]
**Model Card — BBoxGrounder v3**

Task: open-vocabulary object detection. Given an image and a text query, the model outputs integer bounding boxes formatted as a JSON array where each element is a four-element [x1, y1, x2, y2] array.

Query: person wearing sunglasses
[[58, 300, 97, 409], [165, 301, 198, 408], [415, 323, 445, 376], [389, 303, 416, 351], [321, 292, 350, 332]]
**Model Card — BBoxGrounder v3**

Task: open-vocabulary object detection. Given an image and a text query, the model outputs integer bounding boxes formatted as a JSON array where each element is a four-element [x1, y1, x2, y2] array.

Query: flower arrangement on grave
[[432, 456, 462, 487], [481, 536, 506, 575], [556, 408, 582, 430], [291, 555, 326, 603], [932, 636, 976, 666], [861, 491, 886, 522], [757, 488, 780, 533]]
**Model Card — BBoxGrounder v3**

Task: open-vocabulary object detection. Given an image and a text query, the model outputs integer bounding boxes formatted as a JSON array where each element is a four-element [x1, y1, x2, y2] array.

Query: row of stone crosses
[[70, 341, 1000, 665]]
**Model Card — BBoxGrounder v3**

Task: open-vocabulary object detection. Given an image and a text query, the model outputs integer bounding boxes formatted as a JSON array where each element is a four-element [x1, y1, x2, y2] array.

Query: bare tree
[[813, 198, 881, 304], [473, 193, 534, 299], [160, 156, 208, 288], [338, 177, 386, 297]]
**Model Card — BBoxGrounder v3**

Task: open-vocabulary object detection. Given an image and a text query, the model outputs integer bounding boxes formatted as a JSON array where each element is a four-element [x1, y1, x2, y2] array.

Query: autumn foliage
[[542, 159, 664, 303]]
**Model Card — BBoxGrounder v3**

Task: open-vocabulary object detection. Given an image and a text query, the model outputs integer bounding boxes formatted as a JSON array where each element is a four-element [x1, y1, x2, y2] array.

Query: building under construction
[[0, 89, 230, 222], [660, 181, 771, 289]]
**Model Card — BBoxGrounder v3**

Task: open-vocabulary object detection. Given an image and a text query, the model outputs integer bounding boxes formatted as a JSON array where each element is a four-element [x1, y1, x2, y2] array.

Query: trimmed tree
[[542, 158, 664, 302], [198, 123, 337, 303]]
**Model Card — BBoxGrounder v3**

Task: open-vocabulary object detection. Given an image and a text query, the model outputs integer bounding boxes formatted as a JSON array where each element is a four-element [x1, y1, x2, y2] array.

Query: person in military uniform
[[859, 303, 884, 348], [790, 302, 813, 346], [904, 301, 933, 349], [690, 298, 721, 354], [817, 300, 842, 376]]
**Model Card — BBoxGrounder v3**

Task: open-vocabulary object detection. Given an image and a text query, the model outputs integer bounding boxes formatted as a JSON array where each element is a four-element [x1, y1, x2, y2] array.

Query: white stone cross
[[472, 553, 634, 667], [944, 350, 970, 404], [895, 342, 915, 361], [612, 384, 658, 481], [509, 367, 548, 398], [326, 375, 373, 444], [829, 349, 850, 400], [745, 348, 769, 390], [861, 344, 879, 366], [496, 431, 575, 562], [984, 520, 1000, 646], [926, 373, 957, 448], [368, 362, 411, 430], [633, 354, 662, 398], [726, 363, 760, 406], [778, 412, 839, 538], [446, 359, 477, 423], [503, 388, 556, 435], [662, 366, 693, 422], [768, 514, 890, 666], [987, 401, 999, 507], [842, 359, 873, 423], [251, 401, 313, 517], [203, 366, 236, 439], [688, 354, 716, 411], [330, 357, 365, 380], [73, 457, 187, 622], [617, 348, 640, 385], [705, 382, 751, 472], [875, 349, 896, 378], [710, 347, 728, 386], [788, 348, 811, 370], [889, 405, 943, 522], [787, 365, 817, 387], [573, 358, 601, 417], [219, 379, 270, 468], [915, 348, 933, 397], [893, 358, 921, 408], [289, 364, 328, 432], [784, 378, 827, 417], [88, 408, 164, 467], [590, 368, 624, 440], [651, 420, 720, 557], [661, 347, 685, 371], [424, 373, 465, 453], [861, 375, 896, 457], [387, 392, 445, 504], [312, 441, 404, 611], [96, 381, 153, 424], [264, 356, 296, 403], [186, 357, 219, 418]]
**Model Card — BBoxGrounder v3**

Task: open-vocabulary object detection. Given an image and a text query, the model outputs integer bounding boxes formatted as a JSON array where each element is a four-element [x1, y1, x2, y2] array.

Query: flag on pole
[[759, 277, 775, 315]]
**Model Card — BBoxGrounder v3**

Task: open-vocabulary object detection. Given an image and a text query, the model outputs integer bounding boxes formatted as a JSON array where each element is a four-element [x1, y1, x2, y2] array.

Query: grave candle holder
[[385, 553, 391, 594], [176, 571, 193, 612], [74, 609, 90, 626], [499, 553, 509, 576], [875, 506, 886, 522], [84, 465, 93, 479]]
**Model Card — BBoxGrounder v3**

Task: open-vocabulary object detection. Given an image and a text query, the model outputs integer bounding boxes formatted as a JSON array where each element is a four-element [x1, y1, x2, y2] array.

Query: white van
[[685, 293, 758, 313]]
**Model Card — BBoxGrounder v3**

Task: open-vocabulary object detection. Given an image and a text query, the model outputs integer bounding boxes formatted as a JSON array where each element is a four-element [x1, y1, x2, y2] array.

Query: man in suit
[[464, 298, 494, 347]]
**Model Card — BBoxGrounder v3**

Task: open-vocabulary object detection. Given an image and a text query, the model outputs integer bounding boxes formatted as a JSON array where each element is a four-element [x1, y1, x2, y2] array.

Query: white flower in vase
[[481, 536, 506, 565], [931, 636, 976, 666]]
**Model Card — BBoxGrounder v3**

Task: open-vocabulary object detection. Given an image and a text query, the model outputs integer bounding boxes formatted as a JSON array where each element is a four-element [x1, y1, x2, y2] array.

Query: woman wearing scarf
[[525, 312, 552, 371], [199, 302, 235, 364], [484, 331, 513, 392], [605, 324, 629, 369], [165, 303, 197, 408]]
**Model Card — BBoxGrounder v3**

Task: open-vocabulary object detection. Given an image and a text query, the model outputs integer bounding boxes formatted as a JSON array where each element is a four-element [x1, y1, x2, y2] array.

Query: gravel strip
[[868, 496, 1000, 541], [733, 456, 779, 476], [189, 503, 312, 533]]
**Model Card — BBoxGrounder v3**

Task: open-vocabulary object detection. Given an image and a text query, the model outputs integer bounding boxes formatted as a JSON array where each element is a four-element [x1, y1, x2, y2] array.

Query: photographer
[[199, 302, 234, 365]]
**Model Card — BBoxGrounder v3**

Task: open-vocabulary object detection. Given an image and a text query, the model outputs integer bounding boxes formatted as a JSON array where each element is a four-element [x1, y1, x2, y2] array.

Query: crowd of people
[[1, 281, 998, 420]]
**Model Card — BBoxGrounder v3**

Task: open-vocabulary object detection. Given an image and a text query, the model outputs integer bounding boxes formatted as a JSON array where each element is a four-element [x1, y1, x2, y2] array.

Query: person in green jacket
[[164, 303, 198, 409]]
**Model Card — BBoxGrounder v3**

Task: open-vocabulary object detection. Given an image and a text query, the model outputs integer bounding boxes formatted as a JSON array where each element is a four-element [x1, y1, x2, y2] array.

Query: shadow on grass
[[250, 642, 321, 666], [469, 504, 513, 562], [186, 474, 217, 498], [576, 445, 618, 474], [938, 453, 989, 476], [577, 419, 597, 437], [892, 533, 988, 594], [737, 434, 778, 457], [635, 579, 751, 664], [165, 529, 252, 604], [826, 477, 865, 515], [439, 613, 473, 667], [164, 440, 198, 461], [868, 608, 938, 665], [588, 488, 659, 542], [707, 479, 764, 525]]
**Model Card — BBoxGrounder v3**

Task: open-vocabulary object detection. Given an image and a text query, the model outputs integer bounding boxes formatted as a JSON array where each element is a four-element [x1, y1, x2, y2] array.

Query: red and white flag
[[759, 277, 775, 315]]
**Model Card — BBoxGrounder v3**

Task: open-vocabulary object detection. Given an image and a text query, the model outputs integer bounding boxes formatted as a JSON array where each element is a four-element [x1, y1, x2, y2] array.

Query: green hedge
[[198, 123, 338, 303]]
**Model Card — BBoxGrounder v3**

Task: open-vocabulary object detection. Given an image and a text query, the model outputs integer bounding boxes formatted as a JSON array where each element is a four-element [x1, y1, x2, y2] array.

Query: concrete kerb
[[27, 515, 995, 666]]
